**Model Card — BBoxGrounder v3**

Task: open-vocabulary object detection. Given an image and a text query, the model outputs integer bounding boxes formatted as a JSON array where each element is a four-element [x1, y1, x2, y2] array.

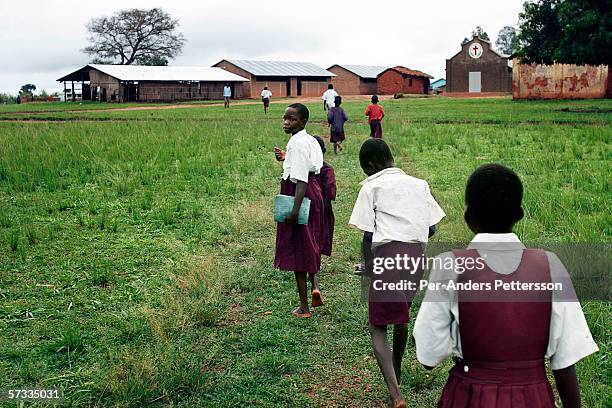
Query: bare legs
[[293, 271, 310, 316], [370, 323, 408, 407], [292, 272, 323, 316]]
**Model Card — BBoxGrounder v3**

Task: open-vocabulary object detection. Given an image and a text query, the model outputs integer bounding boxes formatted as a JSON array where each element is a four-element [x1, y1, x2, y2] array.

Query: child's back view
[[349, 139, 445, 407], [414, 163, 599, 408]]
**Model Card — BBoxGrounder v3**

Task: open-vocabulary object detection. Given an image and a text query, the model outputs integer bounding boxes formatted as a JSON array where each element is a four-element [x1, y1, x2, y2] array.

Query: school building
[[377, 66, 433, 95], [57, 64, 249, 102], [327, 64, 388, 95], [212, 60, 335, 98], [446, 35, 512, 94]]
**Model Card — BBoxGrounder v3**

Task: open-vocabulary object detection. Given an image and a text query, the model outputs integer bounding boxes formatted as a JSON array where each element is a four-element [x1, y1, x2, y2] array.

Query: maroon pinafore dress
[[368, 242, 425, 325], [319, 164, 336, 257], [438, 249, 555, 408], [274, 173, 324, 274]]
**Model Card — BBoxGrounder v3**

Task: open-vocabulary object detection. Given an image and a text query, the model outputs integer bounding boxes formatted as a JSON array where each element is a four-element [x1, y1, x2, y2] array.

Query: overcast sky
[[0, 0, 525, 94]]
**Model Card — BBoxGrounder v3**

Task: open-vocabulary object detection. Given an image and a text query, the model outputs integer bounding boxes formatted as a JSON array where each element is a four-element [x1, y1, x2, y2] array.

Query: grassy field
[[0, 97, 610, 407]]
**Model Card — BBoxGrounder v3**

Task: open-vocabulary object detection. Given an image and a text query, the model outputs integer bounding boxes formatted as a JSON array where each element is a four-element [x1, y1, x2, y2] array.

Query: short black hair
[[328, 84, 334, 89], [313, 135, 326, 154], [465, 163, 523, 231], [334, 95, 342, 106], [359, 138, 393, 167], [264, 86, 268, 89], [371, 95, 379, 103], [288, 103, 310, 122]]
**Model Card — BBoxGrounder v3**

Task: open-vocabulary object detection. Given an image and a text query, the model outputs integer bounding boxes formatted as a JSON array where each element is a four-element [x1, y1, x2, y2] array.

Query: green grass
[[0, 97, 610, 407]]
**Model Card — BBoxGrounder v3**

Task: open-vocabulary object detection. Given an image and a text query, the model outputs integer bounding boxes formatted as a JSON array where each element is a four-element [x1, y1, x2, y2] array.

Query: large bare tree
[[83, 8, 185, 65]]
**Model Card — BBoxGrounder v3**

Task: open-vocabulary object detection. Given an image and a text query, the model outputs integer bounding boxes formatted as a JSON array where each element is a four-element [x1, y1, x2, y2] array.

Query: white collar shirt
[[413, 233, 599, 370], [281, 129, 323, 183], [348, 167, 446, 244]]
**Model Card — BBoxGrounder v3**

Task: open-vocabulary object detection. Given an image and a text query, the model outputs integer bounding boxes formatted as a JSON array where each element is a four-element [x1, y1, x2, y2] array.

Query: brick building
[[213, 60, 335, 98], [377, 66, 433, 95], [327, 64, 387, 95], [57, 64, 249, 102], [446, 35, 512, 93]]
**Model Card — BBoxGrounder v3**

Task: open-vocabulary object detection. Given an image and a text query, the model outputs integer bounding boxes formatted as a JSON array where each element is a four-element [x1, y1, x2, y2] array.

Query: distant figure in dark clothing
[[327, 95, 348, 154]]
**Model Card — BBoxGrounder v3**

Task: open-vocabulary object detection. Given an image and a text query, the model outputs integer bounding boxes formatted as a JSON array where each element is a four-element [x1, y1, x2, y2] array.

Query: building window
[[409, 78, 413, 87]]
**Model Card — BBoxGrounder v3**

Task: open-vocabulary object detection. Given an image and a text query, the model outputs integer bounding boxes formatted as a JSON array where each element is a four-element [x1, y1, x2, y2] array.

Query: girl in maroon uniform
[[312, 135, 336, 258], [414, 164, 598, 408]]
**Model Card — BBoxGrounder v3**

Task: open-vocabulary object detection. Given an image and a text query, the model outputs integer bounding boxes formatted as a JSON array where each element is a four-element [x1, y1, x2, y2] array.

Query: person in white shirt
[[273, 103, 324, 319], [321, 84, 339, 111], [261, 86, 272, 114], [413, 163, 598, 408], [223, 83, 231, 108], [349, 138, 446, 408]]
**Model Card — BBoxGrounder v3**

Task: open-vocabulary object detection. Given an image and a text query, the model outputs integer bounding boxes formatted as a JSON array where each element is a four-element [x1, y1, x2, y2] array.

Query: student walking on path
[[365, 95, 384, 138]]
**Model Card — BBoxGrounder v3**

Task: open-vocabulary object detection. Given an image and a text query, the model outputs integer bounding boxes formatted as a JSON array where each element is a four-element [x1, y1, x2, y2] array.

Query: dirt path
[[0, 95, 388, 116]]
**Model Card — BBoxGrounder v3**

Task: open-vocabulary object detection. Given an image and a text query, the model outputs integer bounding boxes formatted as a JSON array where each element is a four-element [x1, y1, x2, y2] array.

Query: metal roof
[[330, 64, 388, 79], [430, 79, 446, 89], [224, 60, 335, 77], [58, 64, 249, 82]]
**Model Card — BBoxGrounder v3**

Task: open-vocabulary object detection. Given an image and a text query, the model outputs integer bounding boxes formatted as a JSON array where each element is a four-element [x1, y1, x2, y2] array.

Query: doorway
[[468, 72, 481, 93]]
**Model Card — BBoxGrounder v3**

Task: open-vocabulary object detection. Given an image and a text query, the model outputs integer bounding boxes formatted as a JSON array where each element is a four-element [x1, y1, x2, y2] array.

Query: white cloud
[[0, 0, 523, 94]]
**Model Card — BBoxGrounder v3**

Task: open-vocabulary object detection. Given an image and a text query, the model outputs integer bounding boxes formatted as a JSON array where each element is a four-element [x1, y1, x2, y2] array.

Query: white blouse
[[413, 233, 599, 370], [281, 129, 323, 183], [348, 168, 446, 244]]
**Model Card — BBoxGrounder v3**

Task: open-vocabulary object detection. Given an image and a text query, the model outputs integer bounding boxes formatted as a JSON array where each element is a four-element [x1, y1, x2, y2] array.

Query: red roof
[[381, 66, 433, 79]]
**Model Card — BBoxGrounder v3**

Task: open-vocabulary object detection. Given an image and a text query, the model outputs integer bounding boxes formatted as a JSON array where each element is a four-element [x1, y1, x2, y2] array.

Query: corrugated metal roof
[[82, 64, 249, 82], [331, 64, 388, 79], [431, 79, 446, 89], [225, 60, 335, 77], [383, 66, 434, 79]]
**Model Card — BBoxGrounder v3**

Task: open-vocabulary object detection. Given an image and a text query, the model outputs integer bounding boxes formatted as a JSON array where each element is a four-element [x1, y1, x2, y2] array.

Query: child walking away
[[365, 95, 384, 138], [414, 163, 599, 408], [322, 83, 338, 111], [261, 86, 272, 114], [327, 96, 348, 154], [313, 136, 336, 258], [349, 139, 445, 407], [274, 103, 325, 318]]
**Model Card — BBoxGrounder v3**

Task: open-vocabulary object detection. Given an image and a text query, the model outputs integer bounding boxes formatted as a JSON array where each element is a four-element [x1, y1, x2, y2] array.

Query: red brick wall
[[329, 65, 361, 95], [377, 70, 403, 95], [360, 80, 378, 95], [300, 81, 329, 97], [253, 81, 287, 98], [377, 70, 427, 94]]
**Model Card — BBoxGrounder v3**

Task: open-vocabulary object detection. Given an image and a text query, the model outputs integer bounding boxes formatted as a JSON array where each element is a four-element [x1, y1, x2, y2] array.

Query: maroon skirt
[[330, 130, 345, 143], [274, 174, 323, 274], [367, 242, 424, 325], [438, 360, 555, 408]]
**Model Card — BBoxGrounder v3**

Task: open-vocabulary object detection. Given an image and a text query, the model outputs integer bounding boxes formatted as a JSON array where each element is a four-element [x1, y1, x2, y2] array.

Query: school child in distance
[[261, 86, 272, 114], [349, 139, 445, 408], [413, 163, 599, 408], [327, 95, 348, 154], [274, 103, 325, 318], [312, 135, 336, 259], [322, 83, 338, 111], [223, 83, 231, 108], [365, 95, 385, 138]]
